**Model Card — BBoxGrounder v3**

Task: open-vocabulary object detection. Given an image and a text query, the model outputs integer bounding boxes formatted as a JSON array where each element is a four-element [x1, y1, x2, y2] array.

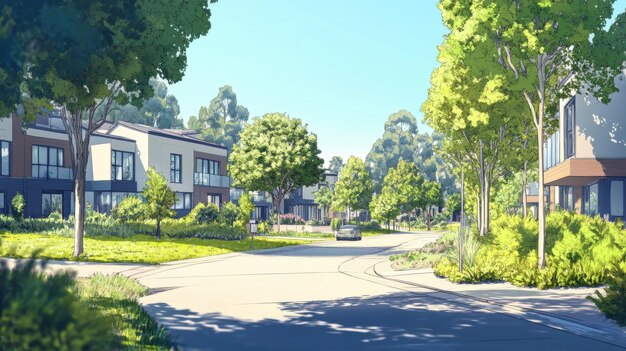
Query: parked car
[[336, 225, 362, 241]]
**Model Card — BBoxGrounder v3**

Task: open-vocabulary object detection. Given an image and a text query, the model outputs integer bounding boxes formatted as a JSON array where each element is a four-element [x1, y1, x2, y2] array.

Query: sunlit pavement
[[125, 233, 626, 351]]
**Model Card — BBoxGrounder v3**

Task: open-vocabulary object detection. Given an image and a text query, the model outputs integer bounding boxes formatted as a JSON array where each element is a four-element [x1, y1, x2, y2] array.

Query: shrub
[[191, 203, 218, 224], [111, 196, 145, 223], [279, 213, 305, 225], [587, 265, 626, 327], [257, 221, 271, 234], [164, 222, 247, 240], [220, 202, 240, 227], [331, 218, 342, 231], [434, 211, 626, 288], [10, 192, 25, 221], [0, 259, 114, 350]]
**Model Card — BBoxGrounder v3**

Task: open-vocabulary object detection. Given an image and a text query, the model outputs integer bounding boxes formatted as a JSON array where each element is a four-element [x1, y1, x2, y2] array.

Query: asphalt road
[[132, 233, 625, 351]]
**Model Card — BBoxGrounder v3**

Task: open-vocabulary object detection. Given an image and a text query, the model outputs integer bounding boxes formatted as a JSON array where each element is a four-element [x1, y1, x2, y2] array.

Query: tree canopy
[[188, 85, 249, 151], [229, 112, 324, 227], [328, 156, 344, 174], [332, 156, 373, 220]]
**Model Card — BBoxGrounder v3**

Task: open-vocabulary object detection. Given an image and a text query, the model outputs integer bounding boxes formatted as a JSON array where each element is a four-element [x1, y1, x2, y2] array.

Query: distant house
[[0, 113, 230, 218], [541, 69, 626, 221], [284, 172, 338, 222]]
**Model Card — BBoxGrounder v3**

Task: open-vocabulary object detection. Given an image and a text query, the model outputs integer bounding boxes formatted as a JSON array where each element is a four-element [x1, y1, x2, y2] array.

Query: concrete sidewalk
[[374, 260, 626, 342]]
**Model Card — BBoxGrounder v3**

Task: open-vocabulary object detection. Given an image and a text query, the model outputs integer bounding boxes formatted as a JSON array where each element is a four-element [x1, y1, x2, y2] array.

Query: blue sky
[[169, 0, 626, 165], [168, 1, 445, 163]]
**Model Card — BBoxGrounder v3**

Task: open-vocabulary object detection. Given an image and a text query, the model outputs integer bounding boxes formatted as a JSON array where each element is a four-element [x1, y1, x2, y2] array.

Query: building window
[[0, 192, 5, 213], [208, 194, 221, 209], [196, 158, 220, 175], [559, 186, 574, 211], [583, 183, 599, 216], [112, 150, 134, 181], [0, 140, 9, 176], [170, 154, 182, 183], [42, 193, 63, 217], [565, 98, 575, 158], [32, 145, 65, 179], [610, 180, 624, 217], [97, 192, 136, 213], [172, 192, 191, 210]]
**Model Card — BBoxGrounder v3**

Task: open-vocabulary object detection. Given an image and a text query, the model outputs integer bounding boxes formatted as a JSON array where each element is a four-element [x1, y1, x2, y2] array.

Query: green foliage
[[332, 156, 373, 216], [0, 259, 114, 350], [142, 167, 176, 238], [384, 160, 425, 218], [236, 192, 255, 229], [331, 218, 342, 231], [188, 85, 249, 151], [10, 192, 25, 221], [111, 196, 146, 223], [370, 191, 400, 229], [257, 221, 271, 234], [434, 212, 626, 289], [220, 202, 240, 227], [444, 193, 461, 219], [328, 156, 344, 174], [193, 203, 220, 224], [76, 273, 176, 350], [365, 110, 456, 195], [313, 185, 333, 222], [229, 112, 325, 219], [422, 181, 443, 230], [390, 231, 456, 270], [110, 78, 184, 129], [588, 266, 626, 327]]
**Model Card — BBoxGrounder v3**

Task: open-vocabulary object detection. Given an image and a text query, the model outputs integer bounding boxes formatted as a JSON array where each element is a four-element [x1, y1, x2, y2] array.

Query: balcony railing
[[31, 165, 73, 180], [193, 173, 231, 188]]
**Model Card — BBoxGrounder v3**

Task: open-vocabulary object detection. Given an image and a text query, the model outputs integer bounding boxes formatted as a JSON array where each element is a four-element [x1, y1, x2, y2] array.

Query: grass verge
[[0, 233, 312, 264], [390, 231, 455, 270], [77, 273, 176, 350]]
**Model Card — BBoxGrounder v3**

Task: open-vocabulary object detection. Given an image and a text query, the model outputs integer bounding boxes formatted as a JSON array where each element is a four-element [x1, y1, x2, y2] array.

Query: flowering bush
[[278, 213, 305, 225]]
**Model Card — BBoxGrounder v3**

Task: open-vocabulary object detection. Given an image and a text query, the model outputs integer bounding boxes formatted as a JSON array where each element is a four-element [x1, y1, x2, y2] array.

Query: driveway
[[126, 233, 626, 351]]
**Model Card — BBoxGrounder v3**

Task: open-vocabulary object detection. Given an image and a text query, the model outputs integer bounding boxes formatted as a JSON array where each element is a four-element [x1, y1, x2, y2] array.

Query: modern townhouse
[[230, 188, 272, 221], [542, 68, 626, 221], [284, 172, 338, 222], [0, 112, 231, 218]]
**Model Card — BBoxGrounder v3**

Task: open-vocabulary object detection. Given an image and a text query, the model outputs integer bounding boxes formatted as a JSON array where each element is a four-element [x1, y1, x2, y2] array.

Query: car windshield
[[340, 225, 357, 229]]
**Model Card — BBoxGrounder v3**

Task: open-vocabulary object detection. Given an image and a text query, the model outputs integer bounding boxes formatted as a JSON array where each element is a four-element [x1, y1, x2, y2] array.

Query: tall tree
[[440, 0, 626, 267], [229, 113, 324, 230], [110, 79, 184, 129], [332, 156, 373, 221], [142, 168, 176, 239], [328, 156, 344, 174], [3, 0, 213, 256], [422, 181, 443, 231], [188, 85, 249, 150], [381, 160, 424, 231], [313, 185, 333, 223], [370, 191, 400, 233], [422, 24, 529, 235]]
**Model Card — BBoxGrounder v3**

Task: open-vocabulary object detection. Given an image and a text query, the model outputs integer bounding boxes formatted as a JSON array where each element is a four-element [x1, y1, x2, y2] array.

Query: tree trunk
[[156, 219, 161, 239], [522, 161, 528, 217], [536, 55, 547, 269], [73, 178, 86, 257], [426, 207, 431, 231]]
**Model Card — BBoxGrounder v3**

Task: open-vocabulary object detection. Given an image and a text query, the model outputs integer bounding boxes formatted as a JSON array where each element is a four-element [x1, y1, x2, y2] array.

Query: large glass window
[[196, 158, 220, 175], [0, 140, 9, 176], [170, 154, 182, 183], [610, 180, 624, 217], [584, 183, 599, 216], [208, 194, 220, 209], [172, 192, 191, 210], [565, 98, 575, 158], [559, 186, 574, 211], [42, 193, 62, 217], [97, 192, 136, 213], [0, 192, 5, 212], [32, 145, 65, 179], [112, 150, 134, 181]]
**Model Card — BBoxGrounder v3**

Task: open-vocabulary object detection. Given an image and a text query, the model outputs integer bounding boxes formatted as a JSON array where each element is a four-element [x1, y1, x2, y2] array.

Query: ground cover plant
[[433, 211, 626, 289], [390, 231, 456, 270]]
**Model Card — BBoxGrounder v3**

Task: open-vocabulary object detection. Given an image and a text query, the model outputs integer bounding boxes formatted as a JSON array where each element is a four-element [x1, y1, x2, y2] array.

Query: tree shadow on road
[[142, 292, 613, 351]]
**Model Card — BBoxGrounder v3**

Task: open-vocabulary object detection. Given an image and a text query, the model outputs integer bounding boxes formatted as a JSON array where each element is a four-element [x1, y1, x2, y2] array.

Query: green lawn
[[266, 231, 334, 239], [0, 233, 312, 264], [77, 273, 177, 350]]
